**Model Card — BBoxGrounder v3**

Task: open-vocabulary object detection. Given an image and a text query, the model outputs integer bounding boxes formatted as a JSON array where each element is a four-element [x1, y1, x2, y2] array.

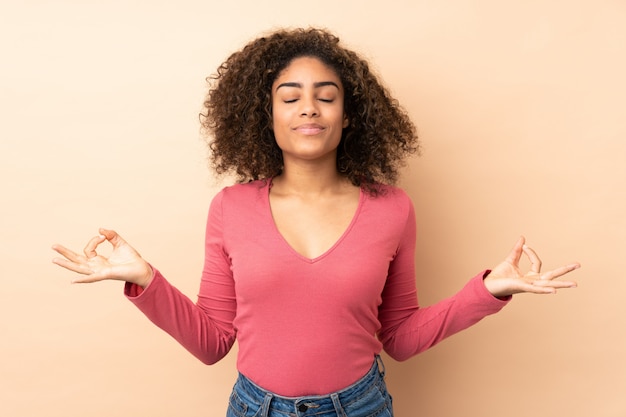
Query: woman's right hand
[[52, 228, 153, 288]]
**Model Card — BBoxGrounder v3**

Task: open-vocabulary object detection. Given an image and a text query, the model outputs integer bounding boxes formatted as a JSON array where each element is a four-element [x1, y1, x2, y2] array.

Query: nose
[[299, 95, 319, 117]]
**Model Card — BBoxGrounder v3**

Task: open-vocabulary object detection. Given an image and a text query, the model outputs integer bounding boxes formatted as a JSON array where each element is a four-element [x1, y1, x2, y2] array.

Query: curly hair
[[200, 27, 420, 195]]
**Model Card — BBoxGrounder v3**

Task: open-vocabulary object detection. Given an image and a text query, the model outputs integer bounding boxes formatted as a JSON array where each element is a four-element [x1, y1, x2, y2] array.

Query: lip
[[293, 123, 325, 135]]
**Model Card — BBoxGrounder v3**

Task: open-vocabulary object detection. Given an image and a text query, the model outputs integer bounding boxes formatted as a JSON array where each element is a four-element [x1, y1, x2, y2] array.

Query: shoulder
[[215, 179, 270, 201], [361, 184, 415, 229], [211, 180, 269, 211], [364, 184, 413, 210]]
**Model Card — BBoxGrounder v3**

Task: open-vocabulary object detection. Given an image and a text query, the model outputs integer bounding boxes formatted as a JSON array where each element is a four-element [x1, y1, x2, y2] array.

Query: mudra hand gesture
[[484, 236, 579, 298], [52, 228, 153, 288], [53, 231, 578, 297]]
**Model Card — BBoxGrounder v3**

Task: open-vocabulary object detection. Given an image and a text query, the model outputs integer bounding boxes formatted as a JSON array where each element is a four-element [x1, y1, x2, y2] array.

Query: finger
[[504, 236, 526, 266], [99, 228, 126, 248], [514, 281, 558, 295], [83, 234, 106, 259], [51, 257, 92, 275], [522, 244, 543, 274], [527, 286, 557, 294], [531, 278, 577, 289], [540, 263, 581, 281], [51, 244, 83, 263]]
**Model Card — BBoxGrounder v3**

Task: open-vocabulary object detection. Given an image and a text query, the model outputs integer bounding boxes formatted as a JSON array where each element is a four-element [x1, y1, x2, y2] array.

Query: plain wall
[[1, 1, 624, 416]]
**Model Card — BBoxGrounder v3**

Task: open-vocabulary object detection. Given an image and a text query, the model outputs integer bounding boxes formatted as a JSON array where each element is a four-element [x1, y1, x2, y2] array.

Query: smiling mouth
[[294, 124, 325, 135]]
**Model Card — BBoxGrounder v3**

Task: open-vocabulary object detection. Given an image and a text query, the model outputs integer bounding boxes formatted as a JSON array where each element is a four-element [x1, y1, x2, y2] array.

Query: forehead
[[273, 56, 342, 87]]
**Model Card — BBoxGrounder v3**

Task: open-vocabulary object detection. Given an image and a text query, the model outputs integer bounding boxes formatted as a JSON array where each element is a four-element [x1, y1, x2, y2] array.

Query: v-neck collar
[[264, 179, 365, 263]]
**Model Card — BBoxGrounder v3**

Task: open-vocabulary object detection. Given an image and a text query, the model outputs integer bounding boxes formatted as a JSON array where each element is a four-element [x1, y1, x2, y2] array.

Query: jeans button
[[298, 404, 308, 412]]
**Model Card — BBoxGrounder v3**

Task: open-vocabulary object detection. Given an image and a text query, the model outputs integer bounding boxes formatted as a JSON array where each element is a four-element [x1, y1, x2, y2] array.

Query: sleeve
[[124, 190, 237, 364], [377, 199, 510, 361]]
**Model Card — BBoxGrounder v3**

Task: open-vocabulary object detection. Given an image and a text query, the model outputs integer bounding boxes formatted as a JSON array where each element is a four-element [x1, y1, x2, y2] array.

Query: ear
[[342, 113, 349, 128]]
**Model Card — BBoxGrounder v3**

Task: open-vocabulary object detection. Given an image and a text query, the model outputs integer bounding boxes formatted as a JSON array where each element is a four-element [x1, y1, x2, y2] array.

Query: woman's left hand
[[483, 237, 580, 298]]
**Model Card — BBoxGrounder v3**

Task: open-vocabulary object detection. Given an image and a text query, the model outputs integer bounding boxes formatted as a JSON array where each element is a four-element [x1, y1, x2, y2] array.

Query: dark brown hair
[[200, 27, 419, 194]]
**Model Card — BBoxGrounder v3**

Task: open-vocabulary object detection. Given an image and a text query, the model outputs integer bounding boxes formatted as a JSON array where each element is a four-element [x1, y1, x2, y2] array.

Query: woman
[[52, 28, 579, 417]]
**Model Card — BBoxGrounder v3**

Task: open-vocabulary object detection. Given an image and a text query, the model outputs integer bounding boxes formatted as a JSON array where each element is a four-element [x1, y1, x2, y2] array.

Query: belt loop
[[375, 354, 386, 377], [260, 392, 273, 417], [330, 393, 347, 417]]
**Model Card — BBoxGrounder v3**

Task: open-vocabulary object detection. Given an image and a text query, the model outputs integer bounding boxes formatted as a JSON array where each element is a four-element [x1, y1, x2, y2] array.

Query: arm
[[123, 192, 237, 363], [377, 203, 579, 361], [124, 267, 236, 365], [51, 192, 237, 364]]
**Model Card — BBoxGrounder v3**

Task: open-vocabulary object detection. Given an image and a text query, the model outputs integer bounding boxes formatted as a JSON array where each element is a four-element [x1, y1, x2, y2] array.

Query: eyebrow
[[275, 81, 340, 91]]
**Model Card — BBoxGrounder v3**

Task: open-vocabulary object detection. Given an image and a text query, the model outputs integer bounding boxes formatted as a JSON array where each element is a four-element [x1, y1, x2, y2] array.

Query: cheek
[[271, 106, 293, 131], [271, 112, 284, 132], [270, 113, 288, 145]]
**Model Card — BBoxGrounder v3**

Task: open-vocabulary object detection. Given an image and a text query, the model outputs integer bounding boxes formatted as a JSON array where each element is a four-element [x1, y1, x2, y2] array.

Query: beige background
[[1, 1, 624, 416]]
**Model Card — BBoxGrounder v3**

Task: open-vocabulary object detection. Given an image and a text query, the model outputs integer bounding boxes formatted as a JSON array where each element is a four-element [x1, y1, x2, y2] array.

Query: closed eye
[[281, 97, 335, 103]]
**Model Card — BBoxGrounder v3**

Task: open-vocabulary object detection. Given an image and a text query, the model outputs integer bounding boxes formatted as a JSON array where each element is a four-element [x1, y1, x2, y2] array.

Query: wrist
[[483, 272, 512, 299], [134, 263, 154, 288]]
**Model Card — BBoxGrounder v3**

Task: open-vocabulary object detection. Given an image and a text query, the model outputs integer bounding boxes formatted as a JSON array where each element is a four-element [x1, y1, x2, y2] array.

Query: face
[[271, 56, 349, 166]]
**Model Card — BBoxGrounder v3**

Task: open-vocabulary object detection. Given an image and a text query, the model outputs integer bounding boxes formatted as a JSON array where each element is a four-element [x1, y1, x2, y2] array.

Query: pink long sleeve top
[[125, 180, 509, 396]]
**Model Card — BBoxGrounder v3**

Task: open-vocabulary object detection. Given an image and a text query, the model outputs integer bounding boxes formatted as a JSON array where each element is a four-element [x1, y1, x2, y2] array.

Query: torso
[[214, 179, 415, 395]]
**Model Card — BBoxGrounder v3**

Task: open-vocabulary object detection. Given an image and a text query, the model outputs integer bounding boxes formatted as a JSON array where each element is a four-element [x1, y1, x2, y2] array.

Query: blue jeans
[[226, 356, 393, 417]]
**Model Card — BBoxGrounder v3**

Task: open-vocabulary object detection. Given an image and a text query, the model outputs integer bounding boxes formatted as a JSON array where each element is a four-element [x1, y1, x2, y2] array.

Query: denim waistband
[[231, 355, 387, 417]]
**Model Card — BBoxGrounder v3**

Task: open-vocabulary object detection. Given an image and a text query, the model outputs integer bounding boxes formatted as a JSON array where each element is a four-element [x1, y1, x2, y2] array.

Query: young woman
[[52, 28, 579, 417]]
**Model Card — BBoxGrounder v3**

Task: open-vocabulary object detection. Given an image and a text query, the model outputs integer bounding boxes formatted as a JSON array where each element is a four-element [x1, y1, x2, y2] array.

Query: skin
[[51, 57, 580, 296], [484, 236, 579, 297], [271, 56, 349, 169], [268, 56, 358, 260]]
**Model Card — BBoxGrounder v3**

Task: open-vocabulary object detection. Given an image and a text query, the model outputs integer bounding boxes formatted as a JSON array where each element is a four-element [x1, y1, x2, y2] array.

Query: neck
[[273, 158, 350, 197]]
